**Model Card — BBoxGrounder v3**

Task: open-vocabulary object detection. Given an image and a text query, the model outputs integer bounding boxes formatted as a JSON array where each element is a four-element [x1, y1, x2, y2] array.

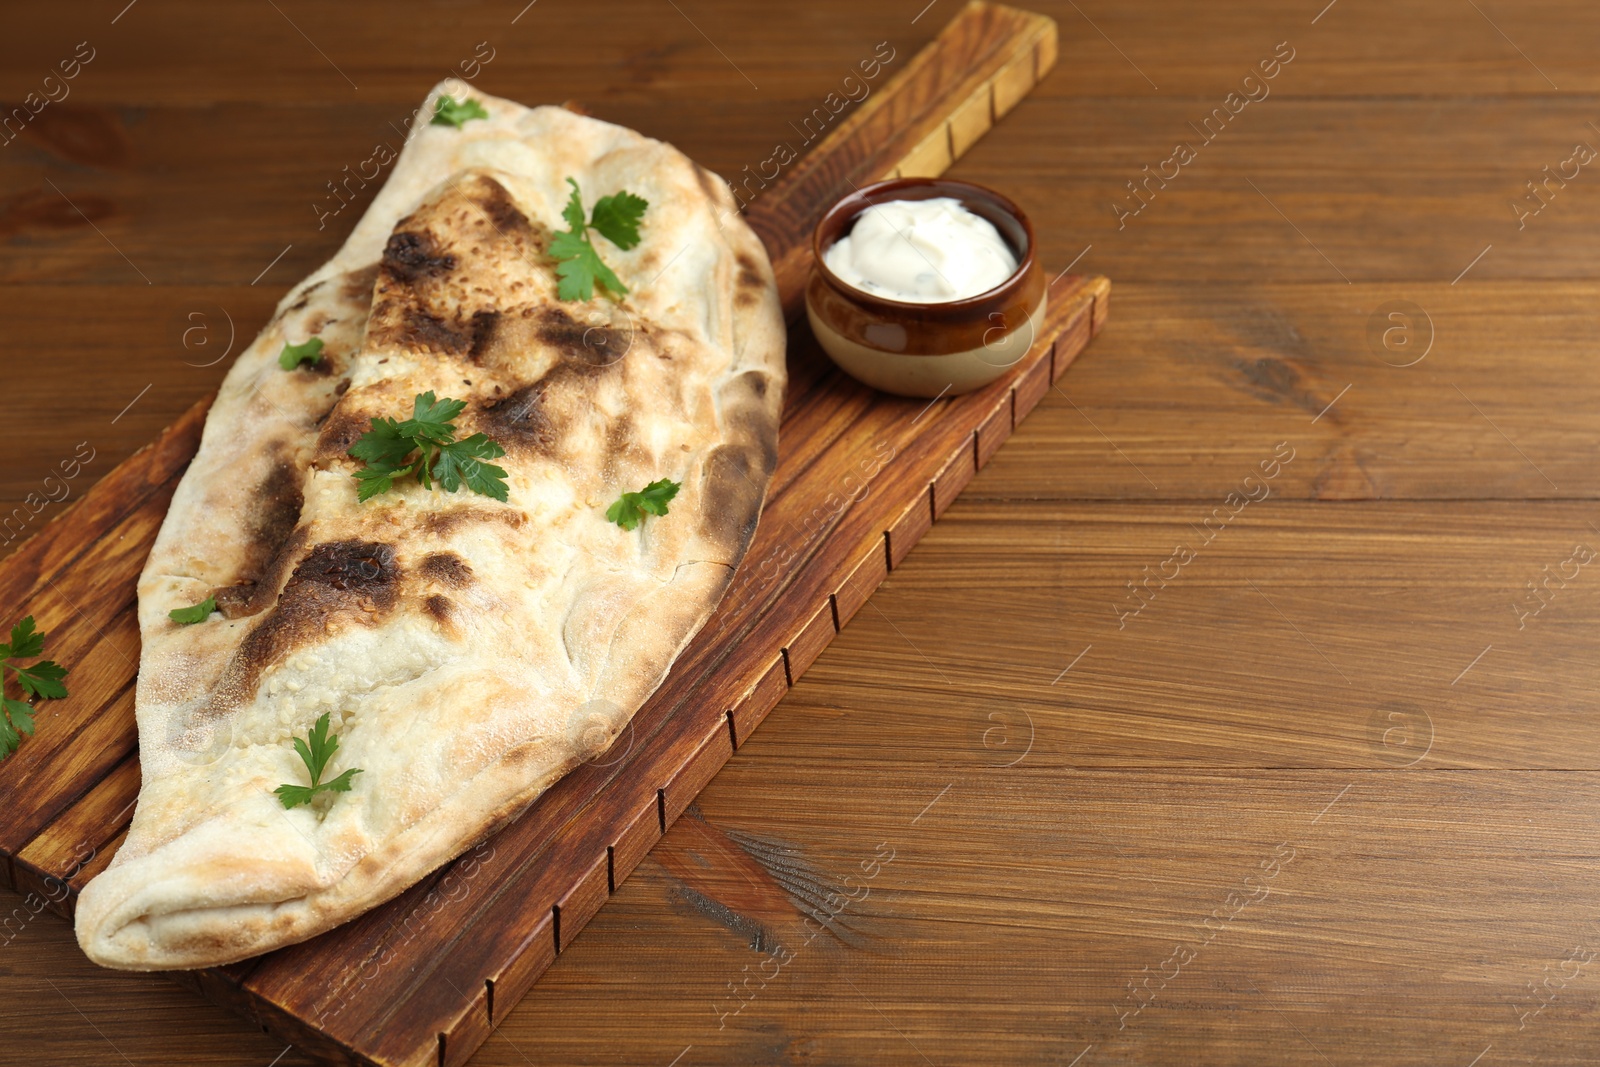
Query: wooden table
[[3, 1, 1597, 1063]]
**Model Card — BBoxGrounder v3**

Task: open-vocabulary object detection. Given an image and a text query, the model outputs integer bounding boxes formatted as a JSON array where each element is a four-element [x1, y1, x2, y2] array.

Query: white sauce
[[824, 197, 1018, 303]]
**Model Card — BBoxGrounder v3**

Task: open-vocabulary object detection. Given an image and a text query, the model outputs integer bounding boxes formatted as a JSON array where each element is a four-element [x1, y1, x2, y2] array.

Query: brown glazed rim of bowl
[[811, 177, 1036, 317]]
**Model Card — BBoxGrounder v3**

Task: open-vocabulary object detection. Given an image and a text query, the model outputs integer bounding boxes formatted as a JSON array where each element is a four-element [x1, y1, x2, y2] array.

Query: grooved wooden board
[[0, 4, 1109, 1066]]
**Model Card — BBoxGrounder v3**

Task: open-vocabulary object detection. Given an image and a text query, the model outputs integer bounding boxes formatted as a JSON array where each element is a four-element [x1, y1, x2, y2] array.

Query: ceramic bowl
[[806, 177, 1044, 398]]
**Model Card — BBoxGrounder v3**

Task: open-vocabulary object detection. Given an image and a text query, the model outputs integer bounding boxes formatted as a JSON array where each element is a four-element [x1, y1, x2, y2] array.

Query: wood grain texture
[[5, 0, 1600, 1064], [974, 281, 1600, 500]]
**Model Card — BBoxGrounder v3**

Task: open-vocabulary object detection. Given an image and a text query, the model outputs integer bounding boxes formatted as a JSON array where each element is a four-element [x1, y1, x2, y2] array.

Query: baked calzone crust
[[75, 81, 784, 970]]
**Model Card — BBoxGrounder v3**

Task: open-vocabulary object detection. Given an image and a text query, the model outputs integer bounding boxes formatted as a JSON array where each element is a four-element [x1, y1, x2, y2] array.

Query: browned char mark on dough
[[200, 541, 400, 723], [536, 305, 630, 366], [311, 379, 353, 429], [698, 444, 762, 554], [342, 262, 381, 302], [470, 174, 540, 240], [419, 551, 474, 588], [370, 178, 548, 361], [696, 370, 780, 555], [423, 594, 453, 625], [734, 252, 765, 307], [284, 541, 400, 602], [726, 371, 780, 473], [298, 326, 341, 377], [286, 279, 326, 313], [602, 413, 645, 475], [478, 382, 554, 451], [213, 528, 309, 620], [211, 450, 306, 619], [476, 344, 630, 457], [391, 305, 476, 355], [367, 226, 477, 355], [314, 405, 373, 465], [472, 306, 636, 453], [469, 309, 501, 360], [383, 229, 457, 284], [421, 507, 527, 538]]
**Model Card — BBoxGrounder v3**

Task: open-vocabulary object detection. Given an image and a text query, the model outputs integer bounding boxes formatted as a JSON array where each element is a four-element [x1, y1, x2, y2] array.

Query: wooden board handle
[[740, 1, 1058, 319]]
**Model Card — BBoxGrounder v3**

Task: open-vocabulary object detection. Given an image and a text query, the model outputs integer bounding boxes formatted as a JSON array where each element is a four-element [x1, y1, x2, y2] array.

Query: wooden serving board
[[0, 4, 1107, 1064]]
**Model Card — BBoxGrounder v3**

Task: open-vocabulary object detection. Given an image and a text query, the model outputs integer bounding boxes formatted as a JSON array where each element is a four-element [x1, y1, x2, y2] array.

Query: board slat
[[785, 599, 838, 681], [11, 754, 138, 912], [0, 5, 1112, 1064], [0, 400, 208, 609], [730, 654, 790, 745]]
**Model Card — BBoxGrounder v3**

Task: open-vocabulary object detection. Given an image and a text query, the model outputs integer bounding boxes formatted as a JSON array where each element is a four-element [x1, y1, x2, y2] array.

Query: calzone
[[75, 80, 785, 970]]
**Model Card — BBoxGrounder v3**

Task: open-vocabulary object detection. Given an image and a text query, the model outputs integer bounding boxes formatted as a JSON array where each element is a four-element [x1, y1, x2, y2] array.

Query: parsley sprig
[[0, 616, 69, 761], [274, 712, 362, 810], [349, 391, 509, 503], [606, 478, 680, 531], [169, 596, 217, 625], [550, 178, 648, 302], [432, 94, 488, 128], [279, 337, 324, 371]]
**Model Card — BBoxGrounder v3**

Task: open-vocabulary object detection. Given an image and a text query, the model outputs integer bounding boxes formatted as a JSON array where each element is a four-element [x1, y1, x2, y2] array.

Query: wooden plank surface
[[5, 0, 1600, 1064]]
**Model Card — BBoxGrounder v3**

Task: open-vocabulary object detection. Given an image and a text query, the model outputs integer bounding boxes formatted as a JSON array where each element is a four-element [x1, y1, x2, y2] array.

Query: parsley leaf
[[605, 478, 681, 531], [347, 416, 415, 471], [590, 191, 649, 250], [432, 94, 488, 129], [560, 179, 588, 233], [0, 698, 32, 758], [274, 712, 363, 810], [169, 596, 217, 625], [13, 660, 68, 700], [278, 337, 324, 371], [433, 433, 509, 497], [551, 230, 626, 302], [0, 616, 69, 761], [403, 392, 468, 442], [351, 464, 396, 502], [549, 178, 647, 302], [5, 615, 44, 660], [349, 391, 509, 503]]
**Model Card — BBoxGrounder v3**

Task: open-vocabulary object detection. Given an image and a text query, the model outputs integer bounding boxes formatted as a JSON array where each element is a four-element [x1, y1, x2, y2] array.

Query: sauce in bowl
[[822, 197, 1018, 304]]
